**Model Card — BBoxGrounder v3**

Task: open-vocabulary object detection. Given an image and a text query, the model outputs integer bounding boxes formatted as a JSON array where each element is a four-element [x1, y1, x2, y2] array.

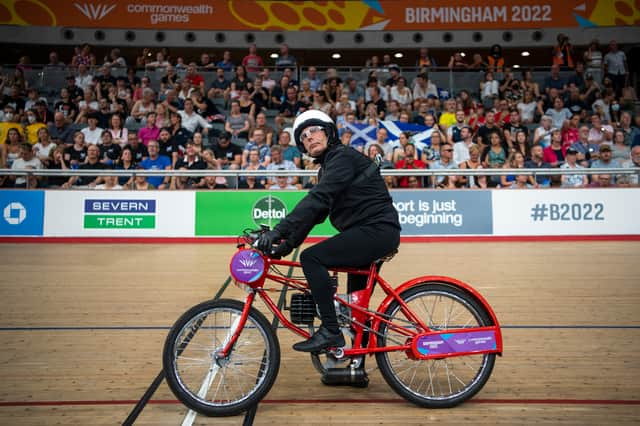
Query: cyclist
[[257, 110, 401, 357]]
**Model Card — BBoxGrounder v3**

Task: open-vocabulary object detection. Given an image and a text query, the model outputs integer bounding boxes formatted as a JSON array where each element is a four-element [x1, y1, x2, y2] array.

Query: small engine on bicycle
[[289, 275, 352, 328]]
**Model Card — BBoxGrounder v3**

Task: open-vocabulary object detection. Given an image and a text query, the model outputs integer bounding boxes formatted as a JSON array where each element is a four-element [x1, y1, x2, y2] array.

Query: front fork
[[218, 291, 256, 358]]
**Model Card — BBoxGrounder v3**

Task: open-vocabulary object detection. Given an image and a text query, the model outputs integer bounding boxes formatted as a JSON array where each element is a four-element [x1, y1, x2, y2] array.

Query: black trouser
[[299, 223, 400, 334]]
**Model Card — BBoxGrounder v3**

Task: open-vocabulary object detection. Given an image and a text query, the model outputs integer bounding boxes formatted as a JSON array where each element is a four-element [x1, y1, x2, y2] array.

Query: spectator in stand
[[412, 73, 438, 110], [544, 65, 567, 96], [487, 44, 505, 72], [277, 130, 301, 168], [481, 130, 508, 187], [241, 148, 267, 186], [517, 91, 539, 125], [476, 110, 502, 148], [592, 89, 615, 123], [230, 65, 252, 92], [74, 63, 93, 92], [584, 39, 603, 84], [266, 145, 299, 188], [520, 69, 541, 98], [603, 40, 628, 96], [364, 128, 393, 160], [458, 144, 486, 188], [81, 113, 103, 145], [46, 145, 69, 187], [276, 87, 307, 131], [416, 47, 437, 69], [588, 173, 616, 187], [448, 52, 468, 70], [567, 61, 587, 91], [275, 43, 296, 70], [571, 125, 598, 166], [238, 88, 256, 125], [62, 144, 105, 188], [208, 67, 230, 100], [138, 112, 160, 146], [1, 127, 21, 170], [500, 151, 527, 188], [480, 71, 499, 107], [611, 129, 630, 162], [298, 80, 315, 106], [129, 88, 156, 126], [53, 88, 78, 123], [171, 140, 207, 189], [543, 129, 566, 170], [242, 128, 270, 168], [503, 110, 528, 147], [212, 131, 242, 169], [395, 144, 426, 188], [24, 109, 46, 144], [446, 110, 466, 144], [391, 131, 411, 163], [178, 98, 211, 136], [33, 127, 55, 165], [525, 144, 551, 187], [560, 147, 588, 187], [216, 50, 234, 72], [225, 100, 250, 141], [242, 44, 263, 73], [64, 131, 87, 168], [620, 145, 640, 186], [259, 68, 276, 93], [139, 139, 172, 189], [587, 114, 614, 144], [251, 112, 275, 146], [431, 142, 458, 188], [552, 33, 575, 69], [533, 115, 555, 148], [561, 113, 581, 148], [619, 111, 639, 146], [453, 126, 474, 165], [512, 130, 531, 160], [185, 63, 205, 92], [389, 77, 412, 110], [565, 86, 588, 121], [198, 52, 215, 70], [303, 67, 321, 92], [46, 51, 65, 69], [72, 43, 97, 68], [250, 77, 269, 115], [98, 130, 121, 166], [107, 113, 127, 147], [468, 53, 488, 71], [125, 132, 148, 163], [545, 97, 572, 130], [9, 143, 41, 188]]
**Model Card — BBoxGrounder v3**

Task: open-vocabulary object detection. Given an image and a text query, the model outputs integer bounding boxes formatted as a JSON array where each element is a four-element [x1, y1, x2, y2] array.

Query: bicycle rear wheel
[[375, 283, 496, 408], [163, 299, 280, 417]]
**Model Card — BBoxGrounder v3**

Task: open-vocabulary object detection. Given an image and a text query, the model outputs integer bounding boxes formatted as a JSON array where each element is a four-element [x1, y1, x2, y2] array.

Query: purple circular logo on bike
[[230, 249, 265, 284]]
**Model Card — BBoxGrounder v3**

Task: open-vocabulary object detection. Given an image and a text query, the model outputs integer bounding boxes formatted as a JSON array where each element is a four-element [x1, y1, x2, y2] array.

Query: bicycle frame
[[223, 247, 503, 360]]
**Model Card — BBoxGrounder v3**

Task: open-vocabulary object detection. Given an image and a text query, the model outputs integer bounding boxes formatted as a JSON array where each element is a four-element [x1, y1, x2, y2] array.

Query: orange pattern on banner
[[0, 0, 637, 30]]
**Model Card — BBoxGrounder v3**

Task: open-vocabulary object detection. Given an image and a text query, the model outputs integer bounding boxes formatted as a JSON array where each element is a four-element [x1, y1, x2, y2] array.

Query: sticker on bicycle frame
[[414, 329, 497, 357], [230, 249, 265, 284]]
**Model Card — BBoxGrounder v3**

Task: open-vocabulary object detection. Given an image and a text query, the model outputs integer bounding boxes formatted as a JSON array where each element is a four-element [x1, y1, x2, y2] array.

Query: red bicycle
[[163, 228, 503, 417]]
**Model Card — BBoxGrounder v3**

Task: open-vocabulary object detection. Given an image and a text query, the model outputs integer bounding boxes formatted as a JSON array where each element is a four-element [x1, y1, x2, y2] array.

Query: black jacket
[[275, 144, 400, 247]]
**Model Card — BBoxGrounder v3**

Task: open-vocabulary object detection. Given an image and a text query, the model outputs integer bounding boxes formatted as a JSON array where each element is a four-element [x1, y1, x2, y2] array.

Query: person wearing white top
[[480, 71, 499, 101], [11, 143, 42, 187], [81, 114, 103, 145], [453, 127, 474, 165], [75, 64, 94, 92], [178, 98, 211, 135], [95, 175, 123, 190], [560, 149, 588, 187]]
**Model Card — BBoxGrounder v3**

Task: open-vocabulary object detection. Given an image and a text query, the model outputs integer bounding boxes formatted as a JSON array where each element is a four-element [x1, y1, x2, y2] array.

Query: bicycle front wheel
[[375, 283, 496, 408], [163, 299, 280, 417]]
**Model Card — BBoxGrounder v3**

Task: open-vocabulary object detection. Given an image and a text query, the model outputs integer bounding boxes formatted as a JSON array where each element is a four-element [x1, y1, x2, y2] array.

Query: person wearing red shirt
[[241, 43, 264, 73], [395, 144, 427, 188], [542, 129, 567, 167], [184, 63, 204, 91]]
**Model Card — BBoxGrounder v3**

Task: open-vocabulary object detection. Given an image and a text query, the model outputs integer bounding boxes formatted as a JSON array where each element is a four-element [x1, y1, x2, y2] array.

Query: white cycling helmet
[[292, 109, 339, 154]]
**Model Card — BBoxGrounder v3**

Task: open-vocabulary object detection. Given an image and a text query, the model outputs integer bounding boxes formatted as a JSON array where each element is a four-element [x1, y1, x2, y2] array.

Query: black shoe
[[292, 327, 345, 353], [321, 368, 369, 388]]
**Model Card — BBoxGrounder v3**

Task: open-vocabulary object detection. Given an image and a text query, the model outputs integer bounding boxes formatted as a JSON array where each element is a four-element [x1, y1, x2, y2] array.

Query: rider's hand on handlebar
[[255, 229, 282, 254]]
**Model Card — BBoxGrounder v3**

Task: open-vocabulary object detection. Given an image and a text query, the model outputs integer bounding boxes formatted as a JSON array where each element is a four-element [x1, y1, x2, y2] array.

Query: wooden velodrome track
[[0, 239, 638, 425]]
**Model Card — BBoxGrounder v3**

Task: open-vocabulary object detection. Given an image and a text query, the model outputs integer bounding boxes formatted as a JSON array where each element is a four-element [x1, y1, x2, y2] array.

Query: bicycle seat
[[375, 249, 398, 265]]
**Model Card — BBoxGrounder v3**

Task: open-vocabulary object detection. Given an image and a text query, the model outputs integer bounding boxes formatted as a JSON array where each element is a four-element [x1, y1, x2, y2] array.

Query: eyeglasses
[[301, 126, 324, 142], [442, 149, 454, 152]]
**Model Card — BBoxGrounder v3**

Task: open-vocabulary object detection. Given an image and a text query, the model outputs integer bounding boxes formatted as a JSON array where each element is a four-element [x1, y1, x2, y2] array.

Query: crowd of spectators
[[1, 39, 639, 190]]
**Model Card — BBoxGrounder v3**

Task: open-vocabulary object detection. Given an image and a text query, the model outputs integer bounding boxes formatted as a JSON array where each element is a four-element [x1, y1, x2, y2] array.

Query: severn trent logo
[[83, 199, 156, 229], [252, 196, 286, 227]]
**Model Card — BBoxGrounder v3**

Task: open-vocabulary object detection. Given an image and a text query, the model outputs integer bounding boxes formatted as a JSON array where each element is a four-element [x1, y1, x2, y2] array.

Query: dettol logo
[[252, 195, 287, 227]]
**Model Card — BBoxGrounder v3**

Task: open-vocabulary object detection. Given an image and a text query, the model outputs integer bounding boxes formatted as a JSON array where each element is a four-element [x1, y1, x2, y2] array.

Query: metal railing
[[1, 167, 637, 190]]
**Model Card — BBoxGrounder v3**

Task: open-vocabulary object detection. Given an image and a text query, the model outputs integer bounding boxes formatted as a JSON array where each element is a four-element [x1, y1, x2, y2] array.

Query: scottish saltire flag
[[344, 122, 377, 148], [380, 120, 434, 146]]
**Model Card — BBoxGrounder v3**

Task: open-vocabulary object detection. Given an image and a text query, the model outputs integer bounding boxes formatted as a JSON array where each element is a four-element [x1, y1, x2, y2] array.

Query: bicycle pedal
[[325, 346, 345, 359]]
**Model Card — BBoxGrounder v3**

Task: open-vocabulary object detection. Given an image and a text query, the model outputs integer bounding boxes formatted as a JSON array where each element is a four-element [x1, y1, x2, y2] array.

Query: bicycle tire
[[163, 298, 280, 417], [375, 283, 496, 408]]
